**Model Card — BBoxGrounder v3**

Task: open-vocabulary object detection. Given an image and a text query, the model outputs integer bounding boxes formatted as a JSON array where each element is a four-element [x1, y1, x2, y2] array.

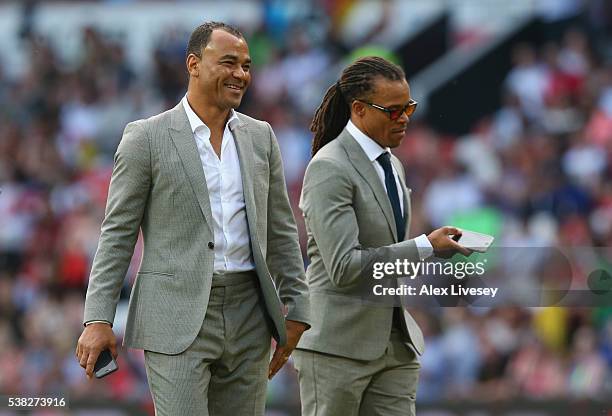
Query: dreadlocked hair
[[310, 56, 405, 156]]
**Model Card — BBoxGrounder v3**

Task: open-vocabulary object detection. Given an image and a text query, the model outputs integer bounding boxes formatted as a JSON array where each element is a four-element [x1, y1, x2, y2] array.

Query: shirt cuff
[[414, 234, 434, 260], [84, 320, 112, 327]]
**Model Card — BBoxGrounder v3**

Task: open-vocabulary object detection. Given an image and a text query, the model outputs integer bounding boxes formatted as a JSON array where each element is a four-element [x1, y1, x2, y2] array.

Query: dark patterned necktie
[[376, 152, 405, 241]]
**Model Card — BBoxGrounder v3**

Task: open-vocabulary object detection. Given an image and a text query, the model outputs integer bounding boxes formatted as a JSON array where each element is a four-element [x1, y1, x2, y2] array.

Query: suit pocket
[[137, 270, 175, 278]]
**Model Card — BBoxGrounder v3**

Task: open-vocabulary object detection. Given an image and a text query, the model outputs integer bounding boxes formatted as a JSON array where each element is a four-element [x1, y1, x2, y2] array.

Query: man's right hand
[[427, 226, 472, 258], [76, 323, 117, 380]]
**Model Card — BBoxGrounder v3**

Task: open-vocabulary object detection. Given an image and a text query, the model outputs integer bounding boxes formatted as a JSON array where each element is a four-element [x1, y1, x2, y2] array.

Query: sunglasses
[[363, 99, 418, 120]]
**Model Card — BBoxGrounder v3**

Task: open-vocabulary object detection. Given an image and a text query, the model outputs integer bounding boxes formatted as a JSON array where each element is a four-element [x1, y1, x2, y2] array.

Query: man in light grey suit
[[294, 57, 469, 416], [75, 22, 310, 415]]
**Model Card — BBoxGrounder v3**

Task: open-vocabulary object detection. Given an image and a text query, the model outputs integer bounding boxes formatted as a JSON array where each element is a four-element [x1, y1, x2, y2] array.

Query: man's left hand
[[268, 319, 308, 379]]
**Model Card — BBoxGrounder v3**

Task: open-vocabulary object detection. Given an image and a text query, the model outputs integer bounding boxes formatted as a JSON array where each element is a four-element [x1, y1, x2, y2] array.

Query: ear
[[351, 100, 366, 118], [186, 53, 200, 77]]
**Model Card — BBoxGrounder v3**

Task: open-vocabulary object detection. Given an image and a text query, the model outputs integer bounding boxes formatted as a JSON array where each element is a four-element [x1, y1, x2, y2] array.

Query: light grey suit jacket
[[297, 128, 425, 361], [83, 102, 310, 354]]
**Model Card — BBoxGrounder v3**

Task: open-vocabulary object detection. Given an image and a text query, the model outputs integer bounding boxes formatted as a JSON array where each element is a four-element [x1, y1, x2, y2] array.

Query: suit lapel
[[168, 104, 213, 233], [230, 120, 259, 244], [339, 131, 398, 242]]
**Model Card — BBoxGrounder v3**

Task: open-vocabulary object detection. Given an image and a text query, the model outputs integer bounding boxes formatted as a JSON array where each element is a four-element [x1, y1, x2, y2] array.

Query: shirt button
[[208, 242, 215, 249]]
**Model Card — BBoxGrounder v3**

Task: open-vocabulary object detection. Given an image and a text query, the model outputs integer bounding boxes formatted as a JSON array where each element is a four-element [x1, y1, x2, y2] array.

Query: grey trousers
[[144, 271, 272, 416], [293, 329, 420, 416]]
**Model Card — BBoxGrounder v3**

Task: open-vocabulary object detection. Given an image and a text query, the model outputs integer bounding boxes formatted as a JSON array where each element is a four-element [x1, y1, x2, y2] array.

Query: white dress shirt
[[346, 120, 433, 260], [182, 95, 255, 273]]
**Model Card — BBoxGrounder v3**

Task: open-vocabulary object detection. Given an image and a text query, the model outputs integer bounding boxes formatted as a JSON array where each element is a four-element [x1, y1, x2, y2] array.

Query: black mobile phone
[[452, 233, 462, 242], [94, 349, 118, 379]]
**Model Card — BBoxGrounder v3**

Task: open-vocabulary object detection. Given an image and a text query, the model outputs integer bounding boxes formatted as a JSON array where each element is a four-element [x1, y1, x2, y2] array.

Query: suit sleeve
[[83, 121, 151, 325], [300, 157, 421, 289], [264, 123, 311, 327]]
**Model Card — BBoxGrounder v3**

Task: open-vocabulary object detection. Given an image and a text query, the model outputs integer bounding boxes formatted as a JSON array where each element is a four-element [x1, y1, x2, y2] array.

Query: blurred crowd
[[403, 21, 612, 403], [0, 0, 612, 413]]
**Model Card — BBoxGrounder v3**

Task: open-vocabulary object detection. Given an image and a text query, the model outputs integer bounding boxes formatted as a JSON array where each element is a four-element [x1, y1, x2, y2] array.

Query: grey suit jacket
[[297, 128, 425, 361], [83, 102, 310, 354]]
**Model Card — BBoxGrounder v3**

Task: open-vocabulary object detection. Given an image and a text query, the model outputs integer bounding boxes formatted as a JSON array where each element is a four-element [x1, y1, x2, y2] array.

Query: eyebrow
[[385, 99, 414, 109], [219, 54, 251, 64]]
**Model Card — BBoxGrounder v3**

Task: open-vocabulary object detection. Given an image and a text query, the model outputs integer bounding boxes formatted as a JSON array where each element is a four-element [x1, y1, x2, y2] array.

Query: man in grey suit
[[294, 57, 469, 416], [75, 22, 310, 415]]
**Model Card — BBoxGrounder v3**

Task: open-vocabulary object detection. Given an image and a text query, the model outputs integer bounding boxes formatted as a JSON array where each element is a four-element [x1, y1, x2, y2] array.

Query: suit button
[[208, 242, 215, 249]]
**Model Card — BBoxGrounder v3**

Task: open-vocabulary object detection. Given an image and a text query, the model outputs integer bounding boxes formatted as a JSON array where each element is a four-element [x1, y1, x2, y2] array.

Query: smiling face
[[351, 77, 412, 148], [187, 29, 251, 110]]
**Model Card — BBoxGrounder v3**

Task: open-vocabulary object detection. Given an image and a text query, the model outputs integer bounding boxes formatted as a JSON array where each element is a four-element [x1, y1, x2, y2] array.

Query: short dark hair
[[186, 21, 244, 58]]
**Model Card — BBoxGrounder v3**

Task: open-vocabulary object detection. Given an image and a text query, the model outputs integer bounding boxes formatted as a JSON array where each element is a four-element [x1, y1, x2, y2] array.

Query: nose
[[397, 111, 410, 124], [233, 66, 248, 81]]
